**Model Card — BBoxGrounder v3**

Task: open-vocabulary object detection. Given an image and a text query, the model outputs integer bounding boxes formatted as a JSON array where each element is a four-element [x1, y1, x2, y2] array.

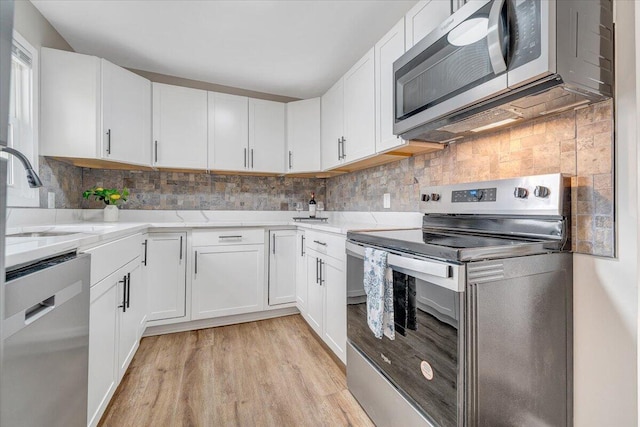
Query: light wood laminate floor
[[99, 315, 373, 427]]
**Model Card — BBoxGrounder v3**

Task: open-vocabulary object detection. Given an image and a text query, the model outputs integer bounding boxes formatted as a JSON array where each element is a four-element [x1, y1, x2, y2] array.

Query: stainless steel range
[[346, 173, 573, 427]]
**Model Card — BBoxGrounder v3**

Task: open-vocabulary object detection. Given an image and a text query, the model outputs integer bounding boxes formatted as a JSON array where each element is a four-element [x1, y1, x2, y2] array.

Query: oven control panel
[[419, 173, 569, 216], [451, 188, 497, 203]]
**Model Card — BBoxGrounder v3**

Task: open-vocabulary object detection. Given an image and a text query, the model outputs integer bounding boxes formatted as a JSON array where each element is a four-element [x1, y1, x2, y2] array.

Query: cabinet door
[[40, 48, 100, 159], [343, 48, 375, 163], [268, 230, 297, 306], [321, 79, 344, 170], [146, 233, 187, 321], [129, 260, 148, 339], [209, 92, 248, 171], [322, 257, 347, 363], [295, 231, 307, 313], [286, 98, 321, 173], [118, 262, 141, 380], [249, 99, 285, 173], [405, 0, 452, 48], [88, 281, 118, 427], [152, 83, 207, 169], [375, 19, 406, 153], [192, 244, 265, 319], [102, 59, 151, 166], [305, 252, 323, 335]]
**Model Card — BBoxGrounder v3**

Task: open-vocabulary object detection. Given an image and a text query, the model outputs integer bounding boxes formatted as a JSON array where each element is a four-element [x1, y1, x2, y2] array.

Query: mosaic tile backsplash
[[37, 100, 614, 257], [38, 160, 325, 211], [326, 100, 615, 257]]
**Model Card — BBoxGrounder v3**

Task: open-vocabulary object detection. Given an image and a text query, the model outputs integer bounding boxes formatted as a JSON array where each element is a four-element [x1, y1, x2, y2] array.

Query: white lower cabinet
[[86, 235, 145, 427], [88, 277, 119, 427], [192, 241, 265, 319], [144, 232, 187, 322], [303, 231, 347, 364], [295, 230, 307, 313], [268, 229, 297, 306]]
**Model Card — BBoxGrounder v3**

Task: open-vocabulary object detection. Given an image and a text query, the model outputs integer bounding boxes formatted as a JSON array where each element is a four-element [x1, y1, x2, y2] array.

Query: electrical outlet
[[48, 192, 55, 209], [383, 193, 391, 209]]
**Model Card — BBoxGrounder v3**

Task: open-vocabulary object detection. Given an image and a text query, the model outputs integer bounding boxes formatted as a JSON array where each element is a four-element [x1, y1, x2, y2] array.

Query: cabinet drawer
[[305, 230, 346, 262], [192, 229, 265, 246], [84, 234, 142, 286]]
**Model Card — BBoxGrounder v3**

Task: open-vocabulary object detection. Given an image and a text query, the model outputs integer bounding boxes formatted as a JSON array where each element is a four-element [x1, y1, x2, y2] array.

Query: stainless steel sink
[[7, 231, 79, 238]]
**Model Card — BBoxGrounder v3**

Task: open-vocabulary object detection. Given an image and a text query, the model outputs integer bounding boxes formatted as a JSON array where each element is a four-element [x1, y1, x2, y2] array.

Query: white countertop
[[4, 210, 423, 269]]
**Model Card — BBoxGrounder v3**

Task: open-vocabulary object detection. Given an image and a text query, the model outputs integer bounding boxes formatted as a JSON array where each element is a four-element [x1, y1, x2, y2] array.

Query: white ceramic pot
[[103, 205, 119, 222]]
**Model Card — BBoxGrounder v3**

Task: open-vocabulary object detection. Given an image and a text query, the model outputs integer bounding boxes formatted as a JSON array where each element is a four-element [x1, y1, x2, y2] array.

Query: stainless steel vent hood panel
[[396, 0, 614, 143]]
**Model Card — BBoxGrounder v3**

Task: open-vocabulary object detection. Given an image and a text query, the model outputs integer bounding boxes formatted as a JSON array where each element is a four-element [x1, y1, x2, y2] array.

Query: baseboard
[[142, 307, 300, 337]]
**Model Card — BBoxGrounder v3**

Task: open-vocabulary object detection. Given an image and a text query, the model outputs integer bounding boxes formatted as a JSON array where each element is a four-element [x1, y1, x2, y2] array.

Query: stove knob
[[421, 194, 430, 202], [475, 190, 485, 201], [430, 193, 441, 202], [514, 187, 529, 199], [534, 185, 550, 198]]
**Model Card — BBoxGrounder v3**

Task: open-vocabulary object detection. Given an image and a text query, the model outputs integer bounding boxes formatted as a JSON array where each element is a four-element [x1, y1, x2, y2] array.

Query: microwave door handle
[[487, 0, 508, 75]]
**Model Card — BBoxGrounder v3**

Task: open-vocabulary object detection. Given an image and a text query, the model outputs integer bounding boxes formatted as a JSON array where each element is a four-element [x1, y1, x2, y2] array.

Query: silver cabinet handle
[[219, 235, 242, 239], [119, 275, 127, 312], [154, 140, 158, 163], [272, 234, 276, 254], [316, 257, 320, 284], [319, 259, 324, 285], [244, 148, 247, 168], [301, 235, 305, 257], [337, 137, 341, 161], [106, 129, 111, 155], [341, 137, 346, 159], [313, 240, 327, 246], [179, 235, 183, 260], [142, 239, 148, 266], [289, 151, 293, 169], [126, 272, 131, 309], [251, 148, 254, 168], [194, 251, 198, 275], [487, 0, 508, 75]]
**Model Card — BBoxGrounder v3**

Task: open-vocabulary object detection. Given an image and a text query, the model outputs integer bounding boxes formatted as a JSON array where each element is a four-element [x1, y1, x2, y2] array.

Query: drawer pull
[[313, 240, 327, 246], [219, 235, 242, 239]]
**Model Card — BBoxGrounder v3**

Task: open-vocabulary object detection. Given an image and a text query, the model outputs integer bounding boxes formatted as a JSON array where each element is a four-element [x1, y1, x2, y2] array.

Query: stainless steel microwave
[[393, 0, 613, 143]]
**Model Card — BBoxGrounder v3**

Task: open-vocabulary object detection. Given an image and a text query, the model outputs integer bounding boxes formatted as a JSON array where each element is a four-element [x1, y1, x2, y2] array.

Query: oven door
[[346, 241, 465, 427]]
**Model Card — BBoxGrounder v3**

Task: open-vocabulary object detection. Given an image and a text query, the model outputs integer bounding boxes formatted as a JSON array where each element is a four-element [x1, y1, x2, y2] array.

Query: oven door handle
[[487, 0, 508, 75], [346, 241, 465, 292]]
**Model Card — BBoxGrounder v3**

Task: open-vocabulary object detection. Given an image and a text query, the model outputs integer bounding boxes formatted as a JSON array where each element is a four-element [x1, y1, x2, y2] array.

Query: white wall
[[573, 1, 639, 425]]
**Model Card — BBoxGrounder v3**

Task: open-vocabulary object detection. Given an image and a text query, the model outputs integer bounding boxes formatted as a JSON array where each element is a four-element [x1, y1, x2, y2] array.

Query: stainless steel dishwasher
[[2, 251, 90, 427]]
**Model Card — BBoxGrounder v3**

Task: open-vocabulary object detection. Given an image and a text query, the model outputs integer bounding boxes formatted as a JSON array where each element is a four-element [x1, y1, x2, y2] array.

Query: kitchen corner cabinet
[[152, 83, 208, 169], [268, 230, 297, 306], [321, 48, 375, 170], [208, 92, 249, 171], [144, 232, 187, 322], [405, 0, 452, 49], [286, 98, 321, 173], [192, 230, 265, 319], [249, 99, 286, 173], [375, 19, 407, 153], [40, 48, 151, 166], [295, 230, 307, 313], [302, 230, 347, 363], [321, 78, 345, 170]]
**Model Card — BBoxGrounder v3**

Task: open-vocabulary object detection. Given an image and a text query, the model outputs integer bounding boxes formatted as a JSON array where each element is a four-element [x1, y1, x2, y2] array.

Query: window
[[3, 32, 39, 207]]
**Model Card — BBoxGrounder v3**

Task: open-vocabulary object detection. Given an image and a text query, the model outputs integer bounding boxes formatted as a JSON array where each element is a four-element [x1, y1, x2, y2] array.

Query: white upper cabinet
[[405, 0, 452, 49], [40, 48, 151, 166], [249, 98, 286, 173], [208, 92, 249, 171], [343, 47, 376, 163], [286, 98, 321, 173], [102, 59, 151, 165], [321, 78, 344, 170], [376, 19, 406, 153], [152, 83, 208, 169]]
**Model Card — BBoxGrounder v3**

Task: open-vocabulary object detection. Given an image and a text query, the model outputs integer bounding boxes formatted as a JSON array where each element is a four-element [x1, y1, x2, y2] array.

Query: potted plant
[[83, 186, 129, 222]]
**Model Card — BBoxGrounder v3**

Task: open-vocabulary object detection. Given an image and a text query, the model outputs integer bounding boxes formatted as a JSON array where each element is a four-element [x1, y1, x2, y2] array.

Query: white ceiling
[[31, 0, 417, 99]]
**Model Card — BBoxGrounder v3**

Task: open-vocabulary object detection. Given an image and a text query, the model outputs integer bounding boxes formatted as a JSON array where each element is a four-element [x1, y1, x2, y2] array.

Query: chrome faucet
[[1, 146, 43, 188]]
